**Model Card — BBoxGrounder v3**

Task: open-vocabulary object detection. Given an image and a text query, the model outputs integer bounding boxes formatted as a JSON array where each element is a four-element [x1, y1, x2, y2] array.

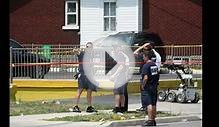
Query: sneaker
[[120, 107, 126, 113], [73, 105, 81, 113], [112, 107, 121, 113], [144, 120, 156, 126], [86, 106, 97, 113], [136, 107, 146, 111]]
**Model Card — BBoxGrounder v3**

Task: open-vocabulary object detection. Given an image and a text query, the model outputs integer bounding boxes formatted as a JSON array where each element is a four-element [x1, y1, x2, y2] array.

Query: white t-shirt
[[152, 49, 161, 71]]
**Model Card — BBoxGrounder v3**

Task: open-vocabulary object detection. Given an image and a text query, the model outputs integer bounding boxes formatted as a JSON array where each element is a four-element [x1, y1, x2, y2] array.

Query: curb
[[99, 115, 201, 127]]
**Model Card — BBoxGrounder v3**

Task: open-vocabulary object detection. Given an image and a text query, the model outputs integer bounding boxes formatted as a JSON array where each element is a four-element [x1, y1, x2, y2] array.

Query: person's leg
[[144, 89, 157, 126], [147, 105, 153, 120], [73, 88, 83, 112], [120, 95, 125, 107], [124, 83, 128, 111], [86, 89, 98, 112], [152, 105, 157, 119], [112, 93, 121, 113], [114, 94, 120, 107], [144, 104, 156, 126], [86, 89, 92, 106], [76, 88, 83, 105]]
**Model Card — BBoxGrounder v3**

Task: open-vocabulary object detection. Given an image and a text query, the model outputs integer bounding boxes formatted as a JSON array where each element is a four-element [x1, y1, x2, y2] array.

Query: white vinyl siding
[[80, 0, 143, 45], [116, 0, 139, 31], [138, 0, 143, 31]]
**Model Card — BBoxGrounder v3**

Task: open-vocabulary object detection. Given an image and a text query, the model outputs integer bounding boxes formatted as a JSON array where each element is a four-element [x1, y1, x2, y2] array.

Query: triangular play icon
[[105, 51, 117, 75]]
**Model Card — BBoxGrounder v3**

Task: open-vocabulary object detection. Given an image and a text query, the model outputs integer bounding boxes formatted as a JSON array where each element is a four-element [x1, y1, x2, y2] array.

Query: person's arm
[[133, 43, 151, 54], [111, 64, 124, 77], [72, 48, 81, 55], [141, 75, 148, 90], [152, 49, 161, 70]]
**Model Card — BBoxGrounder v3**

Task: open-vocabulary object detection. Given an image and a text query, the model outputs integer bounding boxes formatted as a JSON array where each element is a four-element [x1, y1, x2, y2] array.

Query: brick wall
[[10, 0, 80, 45], [143, 0, 202, 45]]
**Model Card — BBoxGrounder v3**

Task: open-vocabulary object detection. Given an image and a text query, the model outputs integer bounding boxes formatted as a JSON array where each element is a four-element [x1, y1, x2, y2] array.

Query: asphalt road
[[14, 72, 201, 80], [125, 120, 202, 127]]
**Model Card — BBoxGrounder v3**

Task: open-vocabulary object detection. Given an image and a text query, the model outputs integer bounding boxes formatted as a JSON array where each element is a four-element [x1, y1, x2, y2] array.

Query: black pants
[[124, 84, 128, 111], [119, 84, 128, 111]]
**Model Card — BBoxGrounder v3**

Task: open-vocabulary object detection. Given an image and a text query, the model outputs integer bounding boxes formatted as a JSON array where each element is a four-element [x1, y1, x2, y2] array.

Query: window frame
[[62, 0, 79, 30], [103, 0, 117, 32]]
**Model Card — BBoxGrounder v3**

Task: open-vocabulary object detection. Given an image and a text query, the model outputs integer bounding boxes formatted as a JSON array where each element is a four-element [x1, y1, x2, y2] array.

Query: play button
[[105, 51, 117, 75], [83, 37, 135, 89]]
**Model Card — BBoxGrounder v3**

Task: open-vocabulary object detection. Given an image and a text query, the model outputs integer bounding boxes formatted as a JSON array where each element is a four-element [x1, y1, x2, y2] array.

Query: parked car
[[93, 31, 166, 74], [10, 39, 51, 79]]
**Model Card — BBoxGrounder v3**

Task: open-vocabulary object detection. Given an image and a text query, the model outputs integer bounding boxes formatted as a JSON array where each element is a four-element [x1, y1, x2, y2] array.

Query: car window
[[10, 39, 23, 48], [112, 33, 134, 45]]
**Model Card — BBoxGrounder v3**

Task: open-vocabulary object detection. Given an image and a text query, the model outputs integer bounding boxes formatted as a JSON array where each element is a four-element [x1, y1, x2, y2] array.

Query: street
[[125, 120, 201, 127], [13, 72, 202, 80]]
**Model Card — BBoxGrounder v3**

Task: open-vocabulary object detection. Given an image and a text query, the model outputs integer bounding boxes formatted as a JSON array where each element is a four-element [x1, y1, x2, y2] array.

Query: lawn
[[45, 111, 177, 122], [10, 100, 113, 116]]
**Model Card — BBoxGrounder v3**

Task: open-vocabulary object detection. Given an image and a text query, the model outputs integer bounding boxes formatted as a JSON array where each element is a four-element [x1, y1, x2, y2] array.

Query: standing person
[[141, 50, 159, 126], [110, 45, 129, 113], [72, 42, 97, 113], [134, 42, 161, 71], [134, 42, 161, 111]]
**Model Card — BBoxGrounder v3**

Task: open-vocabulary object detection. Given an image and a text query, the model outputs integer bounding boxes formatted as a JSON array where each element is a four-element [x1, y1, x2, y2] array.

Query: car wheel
[[176, 93, 187, 103], [191, 92, 200, 103], [167, 92, 176, 102], [158, 90, 166, 102]]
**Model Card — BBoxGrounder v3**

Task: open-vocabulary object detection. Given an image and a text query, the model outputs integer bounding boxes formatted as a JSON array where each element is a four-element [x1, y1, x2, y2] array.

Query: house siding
[[80, 0, 102, 45], [10, 0, 80, 45], [116, 0, 140, 32], [144, 0, 202, 44], [80, 0, 141, 45]]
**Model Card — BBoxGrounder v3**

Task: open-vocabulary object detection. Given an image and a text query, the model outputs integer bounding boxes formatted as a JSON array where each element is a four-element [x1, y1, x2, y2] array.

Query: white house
[[80, 0, 143, 45]]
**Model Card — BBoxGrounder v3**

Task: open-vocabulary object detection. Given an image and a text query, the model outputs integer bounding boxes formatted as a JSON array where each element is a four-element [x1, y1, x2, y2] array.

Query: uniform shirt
[[141, 62, 159, 90]]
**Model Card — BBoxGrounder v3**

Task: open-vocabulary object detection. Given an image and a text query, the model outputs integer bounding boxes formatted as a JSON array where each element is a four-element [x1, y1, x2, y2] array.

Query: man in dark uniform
[[141, 50, 159, 126], [73, 42, 97, 113], [134, 42, 161, 112]]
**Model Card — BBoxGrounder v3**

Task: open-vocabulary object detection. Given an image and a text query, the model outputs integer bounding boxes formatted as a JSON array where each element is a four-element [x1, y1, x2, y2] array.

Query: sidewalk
[[10, 94, 202, 127]]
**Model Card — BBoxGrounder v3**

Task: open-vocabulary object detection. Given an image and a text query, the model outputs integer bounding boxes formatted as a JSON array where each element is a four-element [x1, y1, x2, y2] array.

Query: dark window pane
[[104, 2, 109, 16], [110, 17, 116, 31], [68, 3, 76, 12], [67, 15, 76, 25], [104, 18, 109, 31], [110, 2, 116, 16]]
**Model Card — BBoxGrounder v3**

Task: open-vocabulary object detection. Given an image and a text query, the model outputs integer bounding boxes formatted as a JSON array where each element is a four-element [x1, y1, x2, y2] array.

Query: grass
[[45, 111, 177, 122], [10, 100, 113, 116]]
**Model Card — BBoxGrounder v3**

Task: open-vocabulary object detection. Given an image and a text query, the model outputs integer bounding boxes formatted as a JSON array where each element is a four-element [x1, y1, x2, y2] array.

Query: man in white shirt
[[134, 42, 161, 71]]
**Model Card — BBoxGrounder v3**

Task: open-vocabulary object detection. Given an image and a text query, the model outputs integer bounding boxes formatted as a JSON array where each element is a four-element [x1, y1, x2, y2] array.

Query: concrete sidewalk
[[10, 94, 202, 127]]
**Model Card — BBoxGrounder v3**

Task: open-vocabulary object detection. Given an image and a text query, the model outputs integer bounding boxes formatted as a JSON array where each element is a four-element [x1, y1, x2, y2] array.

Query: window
[[62, 0, 79, 30], [104, 2, 116, 31]]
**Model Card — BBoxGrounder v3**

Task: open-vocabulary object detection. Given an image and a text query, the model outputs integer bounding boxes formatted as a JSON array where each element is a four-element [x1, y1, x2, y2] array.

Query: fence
[[9, 45, 202, 83]]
